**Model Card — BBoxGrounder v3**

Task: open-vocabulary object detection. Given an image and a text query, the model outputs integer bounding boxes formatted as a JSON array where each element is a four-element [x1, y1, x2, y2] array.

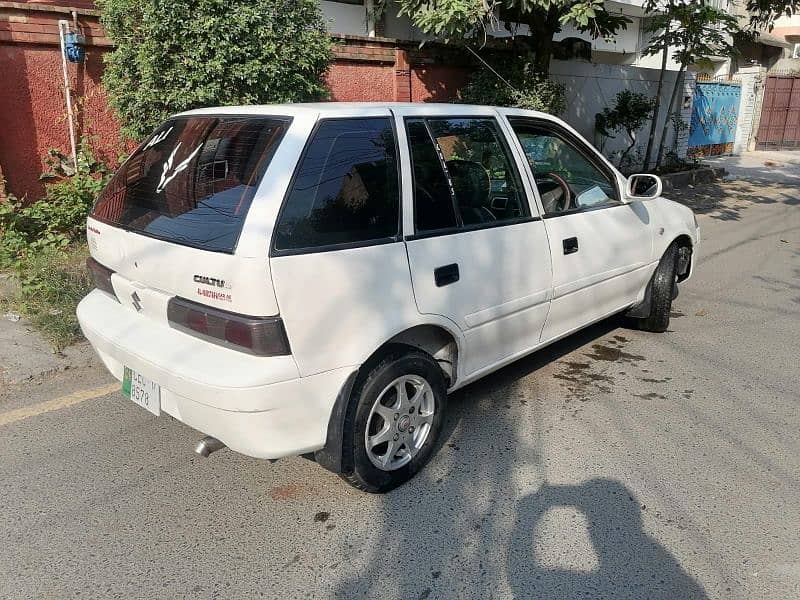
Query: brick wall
[[0, 1, 118, 200], [329, 35, 471, 105], [0, 6, 472, 200]]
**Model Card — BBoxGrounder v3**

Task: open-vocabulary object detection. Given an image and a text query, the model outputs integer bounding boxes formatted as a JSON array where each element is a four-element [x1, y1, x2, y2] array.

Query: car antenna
[[465, 46, 520, 95]]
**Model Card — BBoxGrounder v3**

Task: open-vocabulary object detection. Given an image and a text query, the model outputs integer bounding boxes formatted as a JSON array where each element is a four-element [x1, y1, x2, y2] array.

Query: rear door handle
[[563, 237, 579, 255], [434, 263, 460, 287]]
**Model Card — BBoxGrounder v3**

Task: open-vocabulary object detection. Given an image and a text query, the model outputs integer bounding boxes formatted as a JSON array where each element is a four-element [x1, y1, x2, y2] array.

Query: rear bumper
[[77, 290, 355, 459]]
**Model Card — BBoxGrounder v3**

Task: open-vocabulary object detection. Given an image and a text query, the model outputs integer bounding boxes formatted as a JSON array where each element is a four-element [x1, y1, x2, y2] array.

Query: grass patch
[[1, 244, 92, 350]]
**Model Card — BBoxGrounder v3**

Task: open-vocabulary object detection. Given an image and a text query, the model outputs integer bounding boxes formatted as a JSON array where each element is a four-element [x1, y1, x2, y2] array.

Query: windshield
[[92, 116, 289, 253]]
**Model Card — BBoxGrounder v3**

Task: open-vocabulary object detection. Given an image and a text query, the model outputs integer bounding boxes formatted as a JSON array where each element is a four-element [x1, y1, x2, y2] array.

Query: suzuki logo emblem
[[131, 292, 142, 313]]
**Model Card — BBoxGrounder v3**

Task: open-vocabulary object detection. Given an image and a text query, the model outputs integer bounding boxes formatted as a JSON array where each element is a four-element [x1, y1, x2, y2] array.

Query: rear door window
[[406, 117, 529, 233], [273, 118, 400, 252], [92, 116, 288, 253], [406, 119, 458, 232]]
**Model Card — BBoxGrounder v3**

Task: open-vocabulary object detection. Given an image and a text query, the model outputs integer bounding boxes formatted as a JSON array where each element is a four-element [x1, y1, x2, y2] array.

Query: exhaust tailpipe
[[194, 436, 226, 458]]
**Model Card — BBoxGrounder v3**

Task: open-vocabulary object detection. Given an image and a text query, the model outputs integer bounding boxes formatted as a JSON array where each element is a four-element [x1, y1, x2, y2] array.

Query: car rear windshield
[[92, 116, 289, 253]]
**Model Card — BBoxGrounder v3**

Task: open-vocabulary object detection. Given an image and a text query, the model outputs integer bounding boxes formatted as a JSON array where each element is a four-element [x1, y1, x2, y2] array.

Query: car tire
[[635, 242, 679, 333], [339, 350, 447, 494]]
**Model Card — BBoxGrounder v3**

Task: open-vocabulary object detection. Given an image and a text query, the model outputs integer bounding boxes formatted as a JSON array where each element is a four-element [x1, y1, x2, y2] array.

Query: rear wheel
[[635, 242, 680, 333], [340, 350, 447, 493]]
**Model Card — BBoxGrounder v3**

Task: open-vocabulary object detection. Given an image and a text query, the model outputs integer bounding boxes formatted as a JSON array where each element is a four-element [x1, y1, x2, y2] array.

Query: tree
[[595, 90, 655, 170], [641, 0, 675, 171], [642, 1, 740, 168], [98, 0, 332, 139], [746, 0, 800, 27], [378, 0, 630, 76]]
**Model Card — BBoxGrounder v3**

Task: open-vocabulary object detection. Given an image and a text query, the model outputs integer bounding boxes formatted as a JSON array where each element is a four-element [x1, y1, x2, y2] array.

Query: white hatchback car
[[78, 103, 699, 492]]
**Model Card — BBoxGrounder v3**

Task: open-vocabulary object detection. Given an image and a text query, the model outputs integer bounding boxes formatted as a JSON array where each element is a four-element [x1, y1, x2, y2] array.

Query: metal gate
[[756, 75, 800, 150], [687, 80, 742, 158]]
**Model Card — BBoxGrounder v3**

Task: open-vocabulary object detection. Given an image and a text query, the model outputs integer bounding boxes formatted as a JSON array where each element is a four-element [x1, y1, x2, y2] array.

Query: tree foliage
[[641, 1, 741, 168], [459, 58, 566, 114], [378, 0, 630, 74], [643, 2, 740, 70], [747, 0, 800, 27], [98, 0, 333, 139]]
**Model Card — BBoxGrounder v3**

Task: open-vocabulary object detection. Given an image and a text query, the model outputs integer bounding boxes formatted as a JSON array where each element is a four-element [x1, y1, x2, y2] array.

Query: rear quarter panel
[[270, 242, 426, 377]]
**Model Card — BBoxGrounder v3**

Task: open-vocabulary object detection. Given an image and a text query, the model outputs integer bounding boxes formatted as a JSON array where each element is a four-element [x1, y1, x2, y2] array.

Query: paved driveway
[[1, 164, 798, 599]]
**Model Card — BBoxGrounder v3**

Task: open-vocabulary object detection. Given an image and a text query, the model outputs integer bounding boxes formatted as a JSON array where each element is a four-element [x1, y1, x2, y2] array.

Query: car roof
[[177, 102, 554, 121]]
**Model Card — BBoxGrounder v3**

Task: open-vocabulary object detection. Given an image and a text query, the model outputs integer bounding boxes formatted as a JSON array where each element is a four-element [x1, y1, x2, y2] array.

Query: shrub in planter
[[595, 90, 655, 171]]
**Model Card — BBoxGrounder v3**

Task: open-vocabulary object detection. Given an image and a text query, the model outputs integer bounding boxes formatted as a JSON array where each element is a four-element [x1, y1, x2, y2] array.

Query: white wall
[[555, 18, 640, 55], [633, 23, 682, 71], [549, 60, 696, 169], [320, 0, 369, 36]]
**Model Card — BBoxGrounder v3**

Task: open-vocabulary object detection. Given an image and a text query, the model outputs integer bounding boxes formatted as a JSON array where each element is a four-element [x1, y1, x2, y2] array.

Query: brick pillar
[[394, 48, 412, 103]]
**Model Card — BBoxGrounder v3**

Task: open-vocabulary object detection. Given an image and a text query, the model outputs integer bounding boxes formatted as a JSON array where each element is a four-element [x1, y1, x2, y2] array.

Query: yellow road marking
[[0, 383, 119, 427]]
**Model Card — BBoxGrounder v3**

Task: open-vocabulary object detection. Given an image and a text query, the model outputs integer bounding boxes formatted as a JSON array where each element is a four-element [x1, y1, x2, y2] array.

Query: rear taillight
[[167, 296, 290, 356], [86, 257, 118, 300]]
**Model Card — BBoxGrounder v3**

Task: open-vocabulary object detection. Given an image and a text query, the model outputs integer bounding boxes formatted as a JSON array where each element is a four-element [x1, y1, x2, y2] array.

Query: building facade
[[320, 0, 731, 74], [0, 0, 758, 200]]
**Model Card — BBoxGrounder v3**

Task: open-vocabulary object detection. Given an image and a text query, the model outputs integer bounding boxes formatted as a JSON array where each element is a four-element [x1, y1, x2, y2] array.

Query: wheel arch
[[314, 320, 463, 474], [628, 234, 692, 319], [672, 233, 694, 281]]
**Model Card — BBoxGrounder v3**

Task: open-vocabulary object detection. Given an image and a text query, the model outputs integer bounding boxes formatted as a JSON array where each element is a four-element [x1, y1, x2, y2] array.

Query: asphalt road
[[1, 171, 799, 599]]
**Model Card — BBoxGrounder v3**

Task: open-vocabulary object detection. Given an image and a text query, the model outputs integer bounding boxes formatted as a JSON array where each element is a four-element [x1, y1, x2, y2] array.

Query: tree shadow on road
[[507, 479, 708, 600], [332, 316, 708, 599], [667, 177, 799, 222]]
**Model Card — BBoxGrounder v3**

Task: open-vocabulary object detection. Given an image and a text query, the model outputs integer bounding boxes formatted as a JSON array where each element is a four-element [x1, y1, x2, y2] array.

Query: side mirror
[[626, 174, 663, 200]]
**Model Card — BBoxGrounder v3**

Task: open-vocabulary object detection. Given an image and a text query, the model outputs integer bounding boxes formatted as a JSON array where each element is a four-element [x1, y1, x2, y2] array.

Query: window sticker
[[144, 126, 173, 150], [156, 142, 202, 194]]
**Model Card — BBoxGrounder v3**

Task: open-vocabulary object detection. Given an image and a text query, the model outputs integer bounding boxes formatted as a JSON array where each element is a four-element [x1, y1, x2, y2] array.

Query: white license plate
[[123, 367, 160, 416]]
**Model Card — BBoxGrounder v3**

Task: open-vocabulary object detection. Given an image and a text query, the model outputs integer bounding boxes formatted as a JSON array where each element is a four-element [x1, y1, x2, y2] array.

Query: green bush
[[0, 139, 109, 348], [0, 139, 110, 267], [595, 90, 655, 170], [459, 58, 566, 115], [98, 0, 334, 139], [6, 245, 93, 350]]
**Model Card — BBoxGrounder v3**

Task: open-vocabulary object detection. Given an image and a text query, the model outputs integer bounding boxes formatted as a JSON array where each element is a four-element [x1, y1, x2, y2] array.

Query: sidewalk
[[703, 150, 800, 185], [0, 317, 96, 386], [0, 275, 98, 386]]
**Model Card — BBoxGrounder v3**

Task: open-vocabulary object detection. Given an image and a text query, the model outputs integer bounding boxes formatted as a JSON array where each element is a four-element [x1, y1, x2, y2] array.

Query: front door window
[[510, 122, 619, 216]]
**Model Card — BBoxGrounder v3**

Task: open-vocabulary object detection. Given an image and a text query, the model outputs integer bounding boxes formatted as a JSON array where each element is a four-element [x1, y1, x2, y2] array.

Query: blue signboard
[[688, 81, 741, 152]]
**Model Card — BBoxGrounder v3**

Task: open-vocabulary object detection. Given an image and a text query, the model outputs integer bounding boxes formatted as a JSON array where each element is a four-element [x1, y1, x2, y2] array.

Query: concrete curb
[[660, 167, 727, 191]]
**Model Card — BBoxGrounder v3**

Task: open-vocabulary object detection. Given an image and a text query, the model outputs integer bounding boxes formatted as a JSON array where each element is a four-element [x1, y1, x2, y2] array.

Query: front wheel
[[635, 242, 680, 333], [340, 350, 447, 493]]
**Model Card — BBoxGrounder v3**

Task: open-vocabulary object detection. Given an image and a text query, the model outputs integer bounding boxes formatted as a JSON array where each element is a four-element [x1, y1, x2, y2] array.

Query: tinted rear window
[[273, 118, 400, 252], [92, 116, 289, 253]]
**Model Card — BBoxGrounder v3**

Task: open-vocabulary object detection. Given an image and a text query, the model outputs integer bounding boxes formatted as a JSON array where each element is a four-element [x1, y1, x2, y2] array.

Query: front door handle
[[434, 263, 460, 287], [563, 237, 579, 255]]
